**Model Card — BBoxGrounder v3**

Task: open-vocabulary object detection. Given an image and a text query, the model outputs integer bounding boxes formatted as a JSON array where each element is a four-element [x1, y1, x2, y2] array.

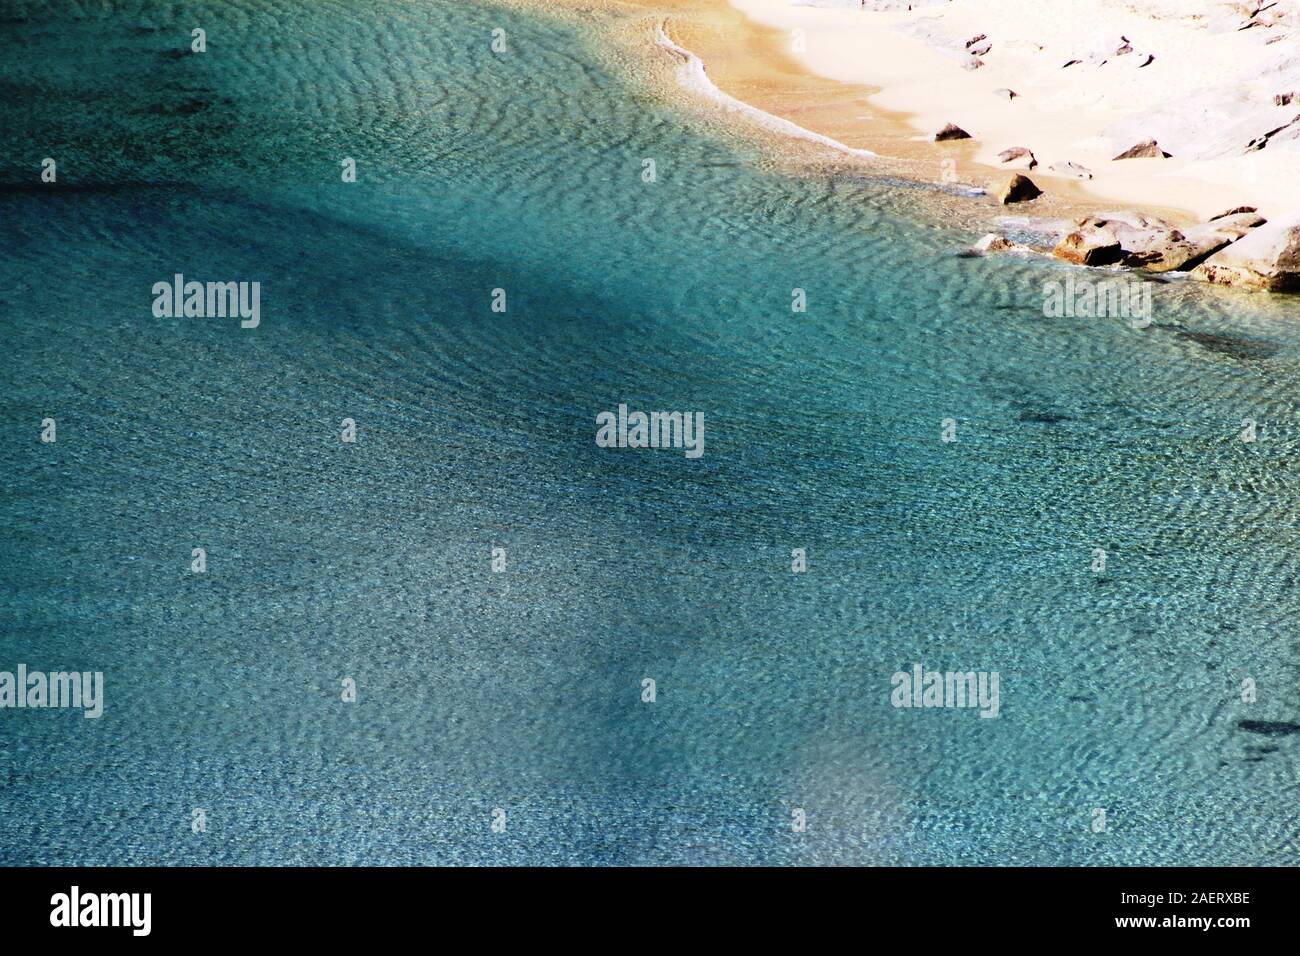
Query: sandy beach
[[520, 0, 1300, 232]]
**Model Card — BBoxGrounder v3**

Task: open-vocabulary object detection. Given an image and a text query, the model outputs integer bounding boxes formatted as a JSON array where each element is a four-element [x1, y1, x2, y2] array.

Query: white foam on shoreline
[[654, 20, 876, 161]]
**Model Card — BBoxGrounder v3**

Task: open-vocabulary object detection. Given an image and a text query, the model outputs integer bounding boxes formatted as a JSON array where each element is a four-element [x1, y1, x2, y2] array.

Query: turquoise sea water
[[1, 0, 1298, 865]]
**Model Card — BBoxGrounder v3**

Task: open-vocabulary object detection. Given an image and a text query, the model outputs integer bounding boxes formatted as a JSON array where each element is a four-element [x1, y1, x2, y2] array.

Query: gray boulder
[[1192, 212, 1300, 291], [935, 123, 972, 141], [995, 173, 1042, 204], [1113, 138, 1169, 159], [998, 146, 1037, 169], [1053, 220, 1123, 265]]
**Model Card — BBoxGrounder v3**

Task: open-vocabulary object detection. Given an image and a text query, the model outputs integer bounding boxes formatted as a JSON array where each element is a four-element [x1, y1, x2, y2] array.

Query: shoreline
[[514, 0, 1207, 225], [509, 0, 1300, 287]]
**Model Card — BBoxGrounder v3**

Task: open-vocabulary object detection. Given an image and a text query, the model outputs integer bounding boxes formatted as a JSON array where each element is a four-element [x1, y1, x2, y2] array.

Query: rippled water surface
[[1, 0, 1298, 865]]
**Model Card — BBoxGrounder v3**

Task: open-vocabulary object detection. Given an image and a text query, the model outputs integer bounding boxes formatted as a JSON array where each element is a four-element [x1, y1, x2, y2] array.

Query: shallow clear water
[[1, 0, 1298, 865]]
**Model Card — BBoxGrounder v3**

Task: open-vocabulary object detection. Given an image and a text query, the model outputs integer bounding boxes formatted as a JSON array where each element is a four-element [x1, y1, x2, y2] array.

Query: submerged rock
[[935, 122, 972, 141], [1237, 719, 1300, 737], [995, 173, 1042, 204], [1173, 327, 1282, 361], [965, 233, 1033, 256], [1192, 212, 1300, 291]]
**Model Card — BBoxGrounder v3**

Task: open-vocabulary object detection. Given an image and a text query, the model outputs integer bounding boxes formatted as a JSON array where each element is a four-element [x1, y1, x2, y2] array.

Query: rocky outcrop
[[1112, 138, 1169, 159], [1052, 212, 1266, 273], [1122, 214, 1264, 272], [993, 88, 1017, 100], [1191, 213, 1300, 291], [997, 146, 1037, 169], [995, 173, 1042, 204], [935, 123, 972, 141]]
